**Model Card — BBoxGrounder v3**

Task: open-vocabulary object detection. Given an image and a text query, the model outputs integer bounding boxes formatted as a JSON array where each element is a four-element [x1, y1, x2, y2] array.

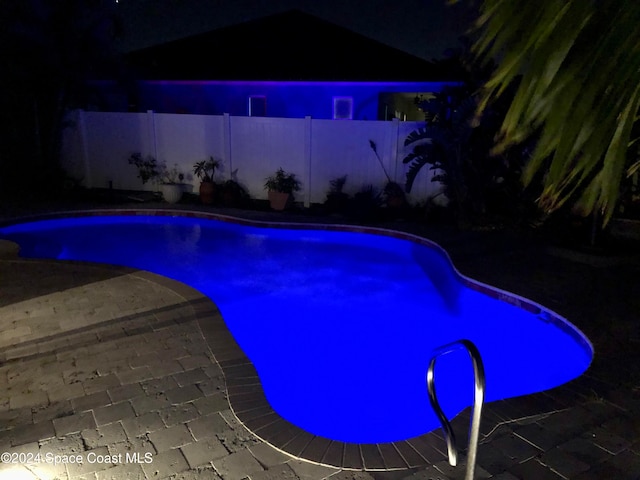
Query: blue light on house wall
[[135, 80, 457, 120]]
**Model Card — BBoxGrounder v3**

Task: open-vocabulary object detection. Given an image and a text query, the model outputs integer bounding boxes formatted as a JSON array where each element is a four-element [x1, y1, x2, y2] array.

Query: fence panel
[[310, 119, 401, 203], [81, 111, 154, 190], [153, 113, 226, 193], [228, 116, 308, 201], [62, 110, 443, 205]]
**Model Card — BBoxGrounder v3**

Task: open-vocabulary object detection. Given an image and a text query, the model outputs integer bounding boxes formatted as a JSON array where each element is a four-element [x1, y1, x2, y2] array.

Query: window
[[333, 96, 353, 120], [248, 96, 267, 117]]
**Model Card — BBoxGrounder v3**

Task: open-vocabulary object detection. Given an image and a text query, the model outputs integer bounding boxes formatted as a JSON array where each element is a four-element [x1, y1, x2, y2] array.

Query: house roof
[[125, 9, 463, 82]]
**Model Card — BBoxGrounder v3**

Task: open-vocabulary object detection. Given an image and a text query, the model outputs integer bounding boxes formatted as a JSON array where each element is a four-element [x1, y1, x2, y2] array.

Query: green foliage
[[264, 168, 301, 194], [402, 86, 482, 220], [329, 175, 347, 194], [128, 153, 186, 185], [160, 164, 185, 185], [403, 90, 476, 195], [402, 74, 536, 226], [193, 157, 221, 183], [325, 176, 350, 213], [467, 0, 640, 223], [221, 178, 250, 207], [128, 152, 160, 185], [383, 181, 405, 198]]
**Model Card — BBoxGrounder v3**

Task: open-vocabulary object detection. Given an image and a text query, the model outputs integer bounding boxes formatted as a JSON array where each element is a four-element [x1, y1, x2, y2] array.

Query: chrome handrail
[[426, 339, 485, 480]]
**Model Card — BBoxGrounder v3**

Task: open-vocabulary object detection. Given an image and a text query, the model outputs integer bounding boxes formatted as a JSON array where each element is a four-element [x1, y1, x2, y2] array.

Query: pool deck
[[0, 201, 639, 480]]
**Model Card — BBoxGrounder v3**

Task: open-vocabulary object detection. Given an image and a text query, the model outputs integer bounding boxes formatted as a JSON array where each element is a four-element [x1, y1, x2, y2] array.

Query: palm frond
[[405, 157, 431, 193], [467, 0, 640, 223], [403, 127, 430, 147]]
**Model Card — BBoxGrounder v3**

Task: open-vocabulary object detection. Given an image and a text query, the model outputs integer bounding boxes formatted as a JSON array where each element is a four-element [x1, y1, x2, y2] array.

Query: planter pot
[[268, 190, 290, 211], [387, 194, 406, 208], [160, 183, 184, 204], [199, 181, 216, 205]]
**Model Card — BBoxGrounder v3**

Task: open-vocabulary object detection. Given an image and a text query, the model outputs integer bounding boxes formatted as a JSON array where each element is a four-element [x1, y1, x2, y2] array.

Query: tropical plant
[[403, 88, 475, 196], [401, 35, 540, 227], [325, 175, 350, 213], [264, 168, 301, 194], [402, 85, 505, 224], [160, 164, 185, 185], [329, 175, 348, 194], [193, 157, 221, 183], [127, 153, 187, 187], [465, 0, 640, 224], [221, 178, 250, 207], [382, 181, 403, 196], [128, 152, 160, 185]]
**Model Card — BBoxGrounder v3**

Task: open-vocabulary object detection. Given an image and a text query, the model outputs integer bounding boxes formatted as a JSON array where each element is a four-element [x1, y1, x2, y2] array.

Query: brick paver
[[181, 436, 229, 468]]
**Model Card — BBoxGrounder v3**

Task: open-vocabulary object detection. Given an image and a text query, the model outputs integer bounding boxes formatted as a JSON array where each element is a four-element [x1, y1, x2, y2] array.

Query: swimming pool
[[0, 211, 592, 446]]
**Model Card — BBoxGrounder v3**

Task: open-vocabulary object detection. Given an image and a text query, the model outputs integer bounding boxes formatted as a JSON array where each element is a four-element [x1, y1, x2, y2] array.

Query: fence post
[[78, 110, 92, 189], [303, 116, 312, 207], [391, 117, 401, 182], [223, 113, 232, 180], [147, 110, 158, 160]]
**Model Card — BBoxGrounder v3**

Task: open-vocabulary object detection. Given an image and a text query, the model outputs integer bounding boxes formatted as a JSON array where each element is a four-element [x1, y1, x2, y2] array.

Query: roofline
[[130, 79, 464, 86]]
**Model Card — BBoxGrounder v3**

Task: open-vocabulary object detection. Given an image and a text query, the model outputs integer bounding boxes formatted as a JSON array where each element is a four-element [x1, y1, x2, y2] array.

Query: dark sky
[[116, 0, 476, 60]]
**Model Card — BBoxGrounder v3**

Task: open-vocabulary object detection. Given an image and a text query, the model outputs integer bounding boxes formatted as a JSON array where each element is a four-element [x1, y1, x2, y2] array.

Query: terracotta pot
[[268, 190, 290, 211], [199, 181, 216, 204], [387, 194, 405, 208]]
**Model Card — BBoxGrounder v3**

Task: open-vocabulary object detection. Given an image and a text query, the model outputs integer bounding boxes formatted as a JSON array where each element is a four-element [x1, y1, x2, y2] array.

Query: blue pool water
[[0, 214, 593, 443]]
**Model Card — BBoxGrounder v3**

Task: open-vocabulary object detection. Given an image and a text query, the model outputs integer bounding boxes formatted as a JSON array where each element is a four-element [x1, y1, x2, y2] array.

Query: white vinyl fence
[[61, 110, 444, 206]]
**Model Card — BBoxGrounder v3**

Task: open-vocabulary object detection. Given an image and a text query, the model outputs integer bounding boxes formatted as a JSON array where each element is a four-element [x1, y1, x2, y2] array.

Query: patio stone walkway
[[0, 204, 639, 479]]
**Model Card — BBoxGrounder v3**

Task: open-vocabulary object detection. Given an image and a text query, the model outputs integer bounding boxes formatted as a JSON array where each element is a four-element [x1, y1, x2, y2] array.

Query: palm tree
[[466, 1, 640, 224]]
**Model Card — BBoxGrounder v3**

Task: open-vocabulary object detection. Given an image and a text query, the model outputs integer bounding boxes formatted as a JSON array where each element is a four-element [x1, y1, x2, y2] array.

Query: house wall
[[62, 110, 445, 206], [100, 80, 454, 121]]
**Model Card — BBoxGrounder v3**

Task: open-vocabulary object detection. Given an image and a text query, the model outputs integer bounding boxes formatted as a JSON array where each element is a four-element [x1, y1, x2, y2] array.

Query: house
[[93, 10, 463, 120]]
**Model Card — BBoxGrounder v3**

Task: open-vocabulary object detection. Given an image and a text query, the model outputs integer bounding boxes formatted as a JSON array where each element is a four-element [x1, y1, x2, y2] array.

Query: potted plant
[[383, 180, 406, 208], [159, 164, 186, 204], [221, 179, 250, 207], [128, 152, 160, 186], [193, 156, 221, 204], [325, 175, 350, 213], [264, 167, 301, 210]]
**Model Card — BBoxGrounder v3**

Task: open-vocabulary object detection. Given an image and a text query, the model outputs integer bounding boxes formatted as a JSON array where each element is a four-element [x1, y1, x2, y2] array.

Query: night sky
[[115, 0, 475, 60]]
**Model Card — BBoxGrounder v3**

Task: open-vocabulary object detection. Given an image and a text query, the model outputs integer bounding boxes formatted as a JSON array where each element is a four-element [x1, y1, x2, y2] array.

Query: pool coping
[[0, 208, 597, 471]]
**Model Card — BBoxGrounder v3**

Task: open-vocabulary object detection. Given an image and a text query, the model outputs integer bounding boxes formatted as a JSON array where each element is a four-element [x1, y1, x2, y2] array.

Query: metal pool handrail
[[426, 339, 485, 480]]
